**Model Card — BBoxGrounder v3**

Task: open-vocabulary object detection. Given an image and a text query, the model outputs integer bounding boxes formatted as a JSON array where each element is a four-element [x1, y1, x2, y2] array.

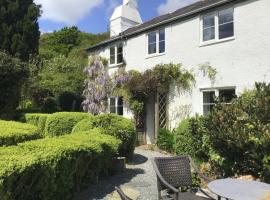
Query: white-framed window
[[109, 97, 123, 115], [148, 28, 165, 55], [201, 7, 234, 44], [110, 44, 123, 65], [202, 88, 236, 115]]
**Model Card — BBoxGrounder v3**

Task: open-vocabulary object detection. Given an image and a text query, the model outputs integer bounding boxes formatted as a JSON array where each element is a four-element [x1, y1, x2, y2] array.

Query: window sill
[[146, 52, 166, 59], [200, 37, 235, 47], [109, 63, 124, 68]]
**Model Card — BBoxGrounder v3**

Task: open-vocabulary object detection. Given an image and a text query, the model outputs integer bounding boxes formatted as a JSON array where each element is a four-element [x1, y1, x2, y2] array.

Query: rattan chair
[[152, 156, 214, 200], [115, 186, 133, 200]]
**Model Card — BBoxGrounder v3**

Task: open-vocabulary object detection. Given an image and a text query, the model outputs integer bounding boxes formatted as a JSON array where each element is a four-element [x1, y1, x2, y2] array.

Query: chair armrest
[[151, 159, 178, 193], [188, 156, 212, 183]]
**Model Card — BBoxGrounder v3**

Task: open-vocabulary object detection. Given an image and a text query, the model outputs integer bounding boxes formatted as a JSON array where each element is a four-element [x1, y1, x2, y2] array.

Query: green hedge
[[22, 113, 50, 134], [174, 117, 208, 162], [156, 128, 174, 152], [0, 120, 41, 146], [72, 114, 136, 159], [44, 112, 91, 136], [0, 131, 120, 200]]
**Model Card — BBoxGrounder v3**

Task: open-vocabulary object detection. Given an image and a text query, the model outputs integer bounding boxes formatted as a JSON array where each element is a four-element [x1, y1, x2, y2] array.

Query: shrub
[[156, 128, 174, 152], [0, 120, 40, 146], [0, 52, 28, 116], [204, 83, 270, 181], [174, 117, 207, 161], [45, 112, 90, 137], [22, 113, 50, 134], [73, 114, 136, 159], [0, 131, 120, 200]]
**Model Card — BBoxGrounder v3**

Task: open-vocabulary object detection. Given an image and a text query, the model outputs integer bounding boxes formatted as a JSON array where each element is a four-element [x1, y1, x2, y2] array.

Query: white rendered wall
[[89, 0, 270, 141]]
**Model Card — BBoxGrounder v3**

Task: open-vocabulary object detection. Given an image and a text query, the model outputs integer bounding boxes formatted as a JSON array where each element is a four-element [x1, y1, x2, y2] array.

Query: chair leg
[[158, 190, 161, 200]]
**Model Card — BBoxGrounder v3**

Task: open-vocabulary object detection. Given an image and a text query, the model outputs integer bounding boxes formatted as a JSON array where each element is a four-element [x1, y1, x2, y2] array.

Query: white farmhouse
[[87, 0, 270, 144]]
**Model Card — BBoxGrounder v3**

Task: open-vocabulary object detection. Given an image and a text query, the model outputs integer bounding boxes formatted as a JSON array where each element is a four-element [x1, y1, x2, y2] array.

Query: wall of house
[[89, 0, 270, 143]]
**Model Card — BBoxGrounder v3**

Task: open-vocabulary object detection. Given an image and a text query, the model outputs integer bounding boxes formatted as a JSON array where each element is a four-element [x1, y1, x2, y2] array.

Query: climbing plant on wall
[[82, 56, 111, 114]]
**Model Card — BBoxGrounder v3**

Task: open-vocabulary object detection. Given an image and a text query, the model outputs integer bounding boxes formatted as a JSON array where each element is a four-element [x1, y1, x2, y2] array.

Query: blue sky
[[35, 0, 197, 34]]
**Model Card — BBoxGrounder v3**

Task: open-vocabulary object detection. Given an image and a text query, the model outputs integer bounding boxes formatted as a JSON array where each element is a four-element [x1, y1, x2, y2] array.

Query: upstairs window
[[110, 44, 123, 65], [148, 28, 165, 55], [202, 88, 236, 115], [202, 8, 234, 43]]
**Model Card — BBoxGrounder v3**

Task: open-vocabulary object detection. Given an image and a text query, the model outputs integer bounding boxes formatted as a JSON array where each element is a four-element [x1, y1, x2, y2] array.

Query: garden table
[[208, 178, 270, 200]]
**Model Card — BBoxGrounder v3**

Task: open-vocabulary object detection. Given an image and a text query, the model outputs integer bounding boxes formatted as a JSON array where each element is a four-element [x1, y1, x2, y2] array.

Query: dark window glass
[[159, 29, 165, 53], [203, 91, 216, 115], [117, 97, 124, 115], [148, 32, 156, 54], [110, 98, 116, 113], [219, 8, 234, 39], [110, 47, 115, 64], [117, 45, 123, 64], [203, 14, 215, 41], [219, 89, 236, 103]]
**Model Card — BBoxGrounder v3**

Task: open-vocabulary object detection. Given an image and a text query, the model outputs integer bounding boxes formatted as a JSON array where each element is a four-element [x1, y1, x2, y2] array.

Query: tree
[[0, 0, 40, 61], [0, 51, 28, 115]]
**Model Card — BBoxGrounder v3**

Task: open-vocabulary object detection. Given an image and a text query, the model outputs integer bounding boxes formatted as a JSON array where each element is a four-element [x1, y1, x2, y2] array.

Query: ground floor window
[[202, 88, 236, 115], [109, 97, 123, 115]]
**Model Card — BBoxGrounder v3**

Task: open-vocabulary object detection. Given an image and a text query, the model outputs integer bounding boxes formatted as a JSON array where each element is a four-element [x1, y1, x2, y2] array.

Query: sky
[[35, 0, 198, 34]]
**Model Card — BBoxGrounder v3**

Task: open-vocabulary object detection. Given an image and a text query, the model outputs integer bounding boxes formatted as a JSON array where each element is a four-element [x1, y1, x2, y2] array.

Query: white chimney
[[110, 0, 142, 37]]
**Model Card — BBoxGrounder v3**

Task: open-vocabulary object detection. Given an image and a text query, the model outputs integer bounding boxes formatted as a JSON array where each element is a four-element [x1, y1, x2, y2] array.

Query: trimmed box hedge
[[0, 120, 41, 146], [22, 113, 50, 134], [72, 114, 136, 159], [44, 112, 91, 137], [0, 131, 120, 200]]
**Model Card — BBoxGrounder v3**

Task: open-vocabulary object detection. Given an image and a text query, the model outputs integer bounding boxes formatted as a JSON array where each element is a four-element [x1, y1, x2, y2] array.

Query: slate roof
[[86, 0, 246, 52]]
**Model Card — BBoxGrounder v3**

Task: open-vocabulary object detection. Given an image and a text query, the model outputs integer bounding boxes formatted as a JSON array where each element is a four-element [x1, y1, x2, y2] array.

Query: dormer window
[[110, 44, 123, 65], [148, 29, 165, 55], [201, 8, 234, 44]]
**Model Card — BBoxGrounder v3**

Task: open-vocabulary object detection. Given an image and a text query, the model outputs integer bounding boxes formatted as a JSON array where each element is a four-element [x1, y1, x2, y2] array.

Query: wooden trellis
[[158, 93, 168, 129]]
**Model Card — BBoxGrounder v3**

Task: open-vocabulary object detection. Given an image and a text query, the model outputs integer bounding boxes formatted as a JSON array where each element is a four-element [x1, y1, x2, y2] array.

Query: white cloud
[[35, 0, 104, 25], [158, 0, 199, 15]]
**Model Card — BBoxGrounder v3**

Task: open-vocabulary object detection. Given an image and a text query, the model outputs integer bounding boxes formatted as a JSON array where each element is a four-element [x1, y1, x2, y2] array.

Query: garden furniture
[[152, 156, 214, 200], [115, 186, 133, 200], [208, 178, 270, 200]]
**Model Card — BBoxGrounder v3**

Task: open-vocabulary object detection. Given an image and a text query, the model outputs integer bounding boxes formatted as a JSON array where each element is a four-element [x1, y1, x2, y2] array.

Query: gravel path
[[73, 148, 168, 200]]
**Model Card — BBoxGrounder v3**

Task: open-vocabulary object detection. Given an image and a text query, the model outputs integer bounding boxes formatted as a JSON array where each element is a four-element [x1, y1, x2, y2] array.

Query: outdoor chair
[[152, 156, 214, 200], [115, 186, 133, 200]]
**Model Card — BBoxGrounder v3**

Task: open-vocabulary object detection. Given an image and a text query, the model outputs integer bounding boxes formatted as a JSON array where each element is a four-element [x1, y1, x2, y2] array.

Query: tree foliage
[[0, 51, 28, 116], [0, 0, 40, 61]]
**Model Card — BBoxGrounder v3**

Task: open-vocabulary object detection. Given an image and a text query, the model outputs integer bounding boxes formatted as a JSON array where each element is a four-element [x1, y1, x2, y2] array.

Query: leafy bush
[[22, 113, 51, 134], [0, 120, 40, 146], [0, 131, 120, 200], [204, 83, 270, 181], [156, 128, 174, 152], [0, 52, 28, 116], [73, 114, 136, 158], [174, 117, 207, 161], [45, 112, 90, 137]]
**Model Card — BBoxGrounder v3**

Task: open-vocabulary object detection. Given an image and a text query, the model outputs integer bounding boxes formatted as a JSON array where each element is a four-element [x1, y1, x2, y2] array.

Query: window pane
[[117, 97, 123, 115], [203, 104, 215, 115], [219, 89, 236, 103], [203, 27, 215, 41], [219, 8, 234, 25], [110, 98, 116, 113], [159, 41, 165, 53], [203, 91, 215, 104], [159, 29, 165, 41], [110, 47, 115, 64], [219, 22, 234, 39], [148, 32, 156, 44], [117, 46, 123, 64], [148, 43, 156, 54], [203, 14, 215, 28]]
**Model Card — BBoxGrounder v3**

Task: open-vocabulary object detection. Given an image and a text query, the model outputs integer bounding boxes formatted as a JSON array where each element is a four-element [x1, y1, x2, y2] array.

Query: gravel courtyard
[[73, 148, 168, 200]]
